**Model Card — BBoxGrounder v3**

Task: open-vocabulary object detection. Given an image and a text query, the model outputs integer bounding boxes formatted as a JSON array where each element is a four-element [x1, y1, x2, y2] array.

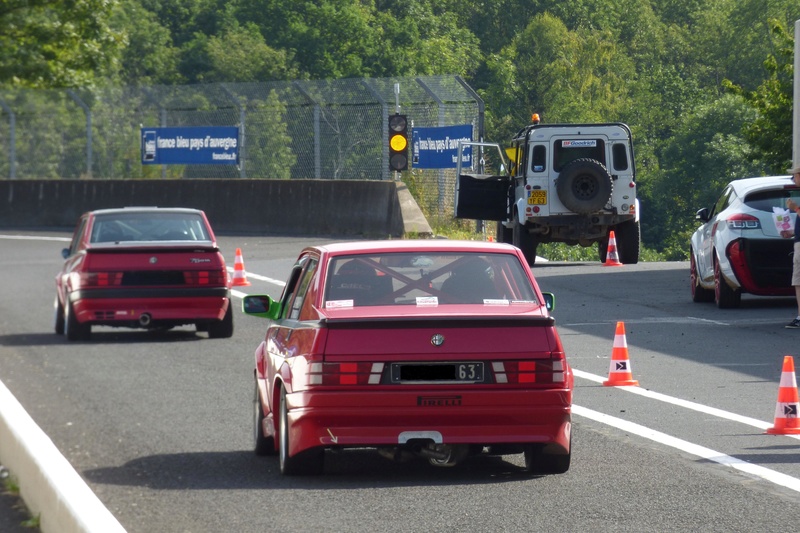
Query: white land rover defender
[[454, 120, 640, 265]]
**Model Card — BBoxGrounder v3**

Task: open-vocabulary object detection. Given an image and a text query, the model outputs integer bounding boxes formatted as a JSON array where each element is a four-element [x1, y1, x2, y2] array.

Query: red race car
[[243, 240, 572, 475], [55, 207, 233, 341]]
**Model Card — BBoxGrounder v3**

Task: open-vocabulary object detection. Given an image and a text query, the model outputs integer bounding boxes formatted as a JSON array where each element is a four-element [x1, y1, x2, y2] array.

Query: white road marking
[[226, 267, 286, 287], [565, 316, 730, 327], [573, 368, 785, 432], [0, 234, 71, 242], [573, 404, 800, 494]]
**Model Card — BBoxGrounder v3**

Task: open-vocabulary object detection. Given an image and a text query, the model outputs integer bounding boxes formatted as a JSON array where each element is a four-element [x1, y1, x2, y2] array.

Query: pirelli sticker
[[562, 140, 597, 148]]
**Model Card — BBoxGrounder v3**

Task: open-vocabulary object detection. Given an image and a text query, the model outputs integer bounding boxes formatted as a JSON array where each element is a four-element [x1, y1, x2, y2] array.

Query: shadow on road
[[83, 448, 547, 490]]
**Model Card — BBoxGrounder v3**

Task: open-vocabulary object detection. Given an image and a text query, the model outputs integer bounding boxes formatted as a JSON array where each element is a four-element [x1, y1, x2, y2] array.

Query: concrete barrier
[[0, 179, 432, 237], [0, 380, 126, 533]]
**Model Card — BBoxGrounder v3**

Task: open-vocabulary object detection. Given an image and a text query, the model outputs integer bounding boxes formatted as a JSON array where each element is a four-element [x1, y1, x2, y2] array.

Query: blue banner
[[141, 126, 240, 165], [411, 125, 473, 169]]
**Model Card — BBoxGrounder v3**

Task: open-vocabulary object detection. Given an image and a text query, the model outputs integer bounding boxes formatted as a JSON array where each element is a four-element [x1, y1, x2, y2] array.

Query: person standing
[[783, 166, 800, 328]]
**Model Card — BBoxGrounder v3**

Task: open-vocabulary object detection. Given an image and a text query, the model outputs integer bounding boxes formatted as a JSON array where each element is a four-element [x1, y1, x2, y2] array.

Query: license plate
[[390, 362, 484, 383], [528, 190, 547, 205]]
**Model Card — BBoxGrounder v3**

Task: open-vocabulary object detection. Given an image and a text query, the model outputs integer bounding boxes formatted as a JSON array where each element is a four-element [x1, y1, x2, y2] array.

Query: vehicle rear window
[[553, 139, 605, 171], [744, 189, 800, 213], [91, 213, 210, 243], [324, 252, 537, 308]]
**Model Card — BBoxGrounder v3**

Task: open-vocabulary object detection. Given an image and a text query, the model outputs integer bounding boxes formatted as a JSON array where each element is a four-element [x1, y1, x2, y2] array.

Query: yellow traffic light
[[388, 114, 408, 171]]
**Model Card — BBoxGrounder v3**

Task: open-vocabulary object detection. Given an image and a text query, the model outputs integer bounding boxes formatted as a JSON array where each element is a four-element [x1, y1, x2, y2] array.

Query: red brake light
[[183, 269, 227, 286], [307, 362, 385, 386], [492, 355, 566, 385], [79, 272, 123, 287]]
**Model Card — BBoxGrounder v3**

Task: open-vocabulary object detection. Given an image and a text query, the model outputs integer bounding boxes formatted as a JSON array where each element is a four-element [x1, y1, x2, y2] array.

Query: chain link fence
[[0, 76, 483, 224]]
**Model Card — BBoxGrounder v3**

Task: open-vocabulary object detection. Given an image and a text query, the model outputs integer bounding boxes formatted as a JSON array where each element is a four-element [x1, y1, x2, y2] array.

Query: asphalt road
[[1, 232, 799, 532]]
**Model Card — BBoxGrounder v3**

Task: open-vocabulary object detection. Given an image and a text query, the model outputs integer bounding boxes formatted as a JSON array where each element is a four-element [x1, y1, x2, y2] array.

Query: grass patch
[[429, 219, 668, 261], [1, 467, 41, 530]]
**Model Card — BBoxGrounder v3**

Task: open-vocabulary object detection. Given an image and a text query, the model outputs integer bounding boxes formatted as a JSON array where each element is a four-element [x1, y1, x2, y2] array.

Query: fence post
[[222, 84, 246, 178], [416, 78, 448, 218], [293, 82, 321, 179], [67, 90, 92, 179], [0, 99, 15, 179], [362, 80, 389, 181]]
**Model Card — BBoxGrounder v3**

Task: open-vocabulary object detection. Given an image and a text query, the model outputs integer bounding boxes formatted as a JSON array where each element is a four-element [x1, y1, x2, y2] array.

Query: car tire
[[54, 296, 65, 335], [556, 158, 613, 214], [691, 251, 714, 303], [524, 443, 571, 475], [614, 219, 640, 264], [279, 387, 324, 476], [207, 303, 234, 339], [513, 219, 538, 266], [65, 301, 91, 341], [714, 256, 741, 308], [254, 381, 276, 456]]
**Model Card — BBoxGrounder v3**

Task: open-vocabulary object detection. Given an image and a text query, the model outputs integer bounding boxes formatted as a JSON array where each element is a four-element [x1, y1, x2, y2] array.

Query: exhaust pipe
[[139, 313, 152, 327]]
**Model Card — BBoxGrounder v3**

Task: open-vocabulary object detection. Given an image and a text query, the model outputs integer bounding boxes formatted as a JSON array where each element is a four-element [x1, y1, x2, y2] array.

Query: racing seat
[[440, 259, 499, 303], [97, 224, 125, 243], [327, 261, 393, 306]]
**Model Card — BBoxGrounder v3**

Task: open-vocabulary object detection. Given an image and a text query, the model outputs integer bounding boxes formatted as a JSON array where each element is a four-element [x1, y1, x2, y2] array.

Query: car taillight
[[307, 362, 385, 386], [492, 355, 566, 385], [79, 272, 123, 287], [183, 269, 227, 286], [726, 213, 760, 230]]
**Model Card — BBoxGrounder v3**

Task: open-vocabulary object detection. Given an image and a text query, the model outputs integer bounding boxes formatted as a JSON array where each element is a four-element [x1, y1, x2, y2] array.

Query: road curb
[[0, 379, 126, 533]]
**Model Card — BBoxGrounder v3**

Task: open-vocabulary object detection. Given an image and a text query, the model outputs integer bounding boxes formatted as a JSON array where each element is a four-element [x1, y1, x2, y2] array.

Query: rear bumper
[[284, 388, 572, 458], [68, 287, 229, 325], [727, 238, 793, 296]]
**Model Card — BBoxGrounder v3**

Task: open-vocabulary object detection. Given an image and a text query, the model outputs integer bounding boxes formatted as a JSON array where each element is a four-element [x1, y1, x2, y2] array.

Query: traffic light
[[388, 114, 408, 171]]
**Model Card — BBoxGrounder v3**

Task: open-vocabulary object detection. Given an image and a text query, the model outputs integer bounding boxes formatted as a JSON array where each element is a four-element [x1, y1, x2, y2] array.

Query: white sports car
[[690, 175, 800, 308]]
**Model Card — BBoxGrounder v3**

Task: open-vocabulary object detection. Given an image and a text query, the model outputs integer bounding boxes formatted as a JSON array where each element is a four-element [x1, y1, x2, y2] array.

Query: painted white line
[[565, 317, 730, 327], [226, 267, 286, 287], [573, 368, 794, 434], [0, 234, 71, 242], [573, 404, 800, 494]]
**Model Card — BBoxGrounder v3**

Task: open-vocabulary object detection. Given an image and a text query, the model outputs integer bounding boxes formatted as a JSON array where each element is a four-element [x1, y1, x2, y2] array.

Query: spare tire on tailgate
[[556, 158, 613, 214]]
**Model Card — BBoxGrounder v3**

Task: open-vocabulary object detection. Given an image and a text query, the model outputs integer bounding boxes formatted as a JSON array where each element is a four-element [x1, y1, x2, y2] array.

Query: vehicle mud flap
[[513, 220, 539, 266], [556, 158, 613, 214]]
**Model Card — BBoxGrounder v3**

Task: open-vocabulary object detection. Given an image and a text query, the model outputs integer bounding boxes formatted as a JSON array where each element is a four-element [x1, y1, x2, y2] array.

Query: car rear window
[[744, 189, 800, 213], [91, 212, 211, 243], [324, 252, 537, 308]]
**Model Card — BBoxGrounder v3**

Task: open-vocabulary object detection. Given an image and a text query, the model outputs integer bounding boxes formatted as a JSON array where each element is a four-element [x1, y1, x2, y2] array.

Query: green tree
[[646, 94, 764, 258], [724, 18, 794, 174], [246, 90, 296, 179], [0, 0, 124, 88], [483, 13, 636, 139], [112, 0, 183, 85]]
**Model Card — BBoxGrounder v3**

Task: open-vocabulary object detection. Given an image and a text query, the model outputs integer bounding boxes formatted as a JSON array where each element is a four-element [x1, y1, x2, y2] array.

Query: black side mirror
[[695, 208, 710, 223]]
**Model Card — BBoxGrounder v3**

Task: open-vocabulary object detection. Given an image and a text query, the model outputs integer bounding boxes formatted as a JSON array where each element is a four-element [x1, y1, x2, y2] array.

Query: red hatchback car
[[55, 207, 233, 341], [243, 240, 572, 475]]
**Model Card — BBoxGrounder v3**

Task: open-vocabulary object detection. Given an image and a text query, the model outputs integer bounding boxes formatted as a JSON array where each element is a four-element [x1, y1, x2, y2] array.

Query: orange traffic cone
[[231, 248, 251, 287], [603, 321, 639, 386], [766, 355, 800, 435], [603, 231, 623, 267]]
